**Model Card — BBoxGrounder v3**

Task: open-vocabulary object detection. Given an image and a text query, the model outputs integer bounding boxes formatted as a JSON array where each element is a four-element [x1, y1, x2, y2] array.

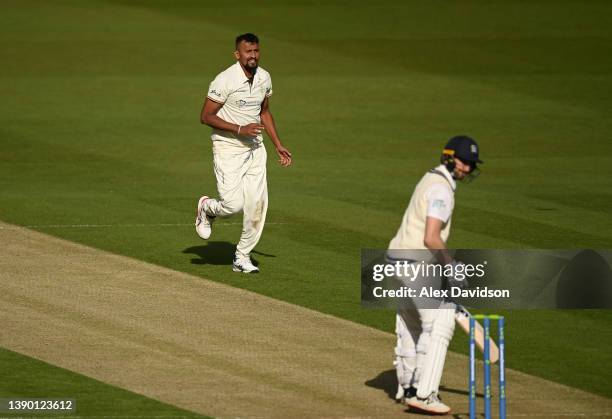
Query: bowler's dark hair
[[235, 33, 259, 49]]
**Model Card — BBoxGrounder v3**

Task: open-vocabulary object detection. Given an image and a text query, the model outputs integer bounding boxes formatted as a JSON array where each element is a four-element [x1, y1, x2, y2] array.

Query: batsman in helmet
[[388, 135, 483, 415]]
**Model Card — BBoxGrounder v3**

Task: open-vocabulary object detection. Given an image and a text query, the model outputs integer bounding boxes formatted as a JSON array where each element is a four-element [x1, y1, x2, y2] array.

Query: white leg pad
[[394, 312, 419, 390], [416, 308, 456, 399], [414, 319, 433, 388]]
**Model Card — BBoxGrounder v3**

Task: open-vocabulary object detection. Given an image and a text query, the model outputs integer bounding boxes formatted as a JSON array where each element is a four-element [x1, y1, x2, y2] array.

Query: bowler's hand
[[275, 144, 292, 167], [240, 123, 265, 137]]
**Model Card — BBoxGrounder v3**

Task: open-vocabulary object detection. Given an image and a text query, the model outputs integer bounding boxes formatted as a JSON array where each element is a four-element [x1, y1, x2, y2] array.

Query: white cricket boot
[[407, 392, 451, 415], [233, 256, 259, 273], [195, 196, 215, 240]]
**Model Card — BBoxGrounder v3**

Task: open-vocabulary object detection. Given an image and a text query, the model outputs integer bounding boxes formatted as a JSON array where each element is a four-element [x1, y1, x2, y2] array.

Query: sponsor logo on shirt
[[432, 199, 446, 209], [235, 99, 262, 107]]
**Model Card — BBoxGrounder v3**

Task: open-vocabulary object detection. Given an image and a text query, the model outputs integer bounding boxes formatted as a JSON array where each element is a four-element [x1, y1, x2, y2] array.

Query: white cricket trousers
[[204, 145, 268, 259]]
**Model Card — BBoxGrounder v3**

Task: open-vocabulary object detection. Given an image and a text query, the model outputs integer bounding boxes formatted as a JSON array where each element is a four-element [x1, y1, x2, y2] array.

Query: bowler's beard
[[245, 61, 258, 76]]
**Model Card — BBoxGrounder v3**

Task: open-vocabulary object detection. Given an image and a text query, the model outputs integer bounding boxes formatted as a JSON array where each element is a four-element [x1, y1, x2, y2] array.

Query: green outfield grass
[[0, 348, 205, 417], [2, 0, 612, 404]]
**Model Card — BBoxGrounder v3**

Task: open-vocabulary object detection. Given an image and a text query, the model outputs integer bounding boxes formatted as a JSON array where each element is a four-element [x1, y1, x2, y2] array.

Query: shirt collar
[[434, 164, 457, 191], [233, 61, 256, 84]]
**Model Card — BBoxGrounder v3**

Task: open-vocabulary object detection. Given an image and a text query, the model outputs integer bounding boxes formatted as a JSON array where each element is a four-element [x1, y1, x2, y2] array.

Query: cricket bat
[[455, 305, 500, 364]]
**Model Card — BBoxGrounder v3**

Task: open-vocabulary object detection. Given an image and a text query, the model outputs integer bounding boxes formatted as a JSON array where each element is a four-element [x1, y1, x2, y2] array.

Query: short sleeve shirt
[[207, 62, 273, 151], [387, 165, 455, 252], [425, 182, 454, 223]]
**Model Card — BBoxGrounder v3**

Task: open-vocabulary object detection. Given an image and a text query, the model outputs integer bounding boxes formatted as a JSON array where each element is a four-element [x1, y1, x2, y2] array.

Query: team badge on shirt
[[432, 199, 447, 209]]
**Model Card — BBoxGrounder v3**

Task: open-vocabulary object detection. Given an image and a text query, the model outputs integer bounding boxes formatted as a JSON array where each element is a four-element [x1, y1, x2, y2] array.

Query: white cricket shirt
[[388, 165, 456, 255], [207, 61, 273, 152]]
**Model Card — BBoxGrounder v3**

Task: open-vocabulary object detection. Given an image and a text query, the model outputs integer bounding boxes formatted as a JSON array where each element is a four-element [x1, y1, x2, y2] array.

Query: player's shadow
[[439, 385, 476, 397], [365, 369, 481, 401], [364, 369, 399, 400], [183, 242, 275, 265]]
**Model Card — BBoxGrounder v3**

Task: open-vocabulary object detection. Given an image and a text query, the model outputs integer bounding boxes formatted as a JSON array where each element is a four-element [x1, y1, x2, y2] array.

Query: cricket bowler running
[[389, 135, 483, 414], [196, 33, 292, 273]]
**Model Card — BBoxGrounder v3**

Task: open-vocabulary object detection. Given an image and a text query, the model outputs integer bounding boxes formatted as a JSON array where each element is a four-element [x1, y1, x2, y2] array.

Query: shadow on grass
[[365, 369, 397, 401], [183, 242, 276, 265], [439, 385, 481, 398]]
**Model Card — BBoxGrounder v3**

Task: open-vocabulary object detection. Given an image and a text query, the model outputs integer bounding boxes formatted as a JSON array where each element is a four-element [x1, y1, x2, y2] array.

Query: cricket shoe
[[195, 196, 215, 240], [233, 256, 259, 273], [402, 387, 418, 405], [396, 385, 417, 404], [407, 393, 451, 415]]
